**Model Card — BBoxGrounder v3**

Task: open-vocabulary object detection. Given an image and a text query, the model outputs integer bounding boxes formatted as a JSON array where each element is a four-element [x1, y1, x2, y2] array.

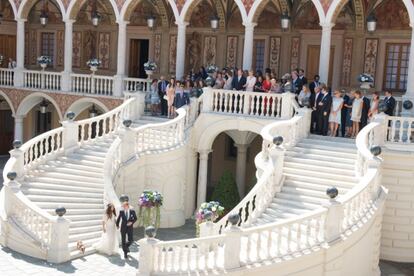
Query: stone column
[[235, 143, 248, 197], [242, 23, 256, 71], [13, 116, 24, 142], [196, 150, 210, 208], [175, 21, 188, 80], [14, 19, 26, 87], [61, 20, 74, 92], [113, 21, 129, 97], [318, 23, 334, 85], [402, 24, 414, 116]]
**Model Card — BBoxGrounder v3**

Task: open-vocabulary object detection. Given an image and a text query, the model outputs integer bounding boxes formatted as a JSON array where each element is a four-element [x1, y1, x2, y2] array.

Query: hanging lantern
[[39, 100, 48, 114], [40, 0, 48, 26], [91, 12, 101, 27], [367, 13, 377, 33], [147, 14, 156, 29], [210, 15, 219, 31], [89, 104, 98, 117], [281, 12, 290, 30]]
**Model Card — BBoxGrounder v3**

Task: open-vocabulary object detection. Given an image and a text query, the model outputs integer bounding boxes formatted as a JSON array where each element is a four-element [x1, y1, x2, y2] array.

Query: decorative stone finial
[[66, 111, 75, 121], [326, 187, 338, 199], [273, 136, 283, 146], [370, 145, 382, 157], [378, 102, 387, 113], [13, 140, 22, 149], [403, 100, 413, 110], [119, 194, 129, 202], [145, 226, 156, 238], [123, 119, 132, 128], [228, 213, 240, 226], [7, 171, 17, 181], [55, 206, 66, 217]]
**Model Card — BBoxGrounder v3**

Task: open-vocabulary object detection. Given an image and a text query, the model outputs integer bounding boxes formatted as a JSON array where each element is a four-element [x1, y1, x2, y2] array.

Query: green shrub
[[211, 171, 240, 212]]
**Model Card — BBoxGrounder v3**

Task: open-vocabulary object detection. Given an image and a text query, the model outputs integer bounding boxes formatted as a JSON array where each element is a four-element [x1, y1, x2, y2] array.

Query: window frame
[[383, 43, 410, 92]]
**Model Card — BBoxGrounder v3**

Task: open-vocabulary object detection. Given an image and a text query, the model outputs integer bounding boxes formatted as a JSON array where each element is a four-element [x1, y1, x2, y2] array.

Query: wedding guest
[[166, 78, 176, 118], [244, 70, 256, 92], [93, 203, 119, 256], [310, 86, 323, 133], [116, 202, 137, 259], [368, 92, 380, 120], [195, 79, 205, 97], [329, 90, 344, 137], [8, 58, 16, 69], [223, 71, 233, 90], [292, 71, 303, 95], [150, 79, 160, 116], [231, 69, 246, 91], [384, 90, 396, 116], [351, 90, 363, 138], [298, 69, 308, 85], [345, 91, 355, 137], [298, 84, 311, 107], [254, 75, 265, 92], [262, 74, 272, 92], [360, 93, 371, 129], [213, 72, 225, 89], [269, 78, 280, 93], [341, 90, 350, 137], [175, 81, 190, 109], [158, 76, 169, 116], [281, 73, 292, 93], [309, 75, 320, 94], [317, 84, 332, 136]]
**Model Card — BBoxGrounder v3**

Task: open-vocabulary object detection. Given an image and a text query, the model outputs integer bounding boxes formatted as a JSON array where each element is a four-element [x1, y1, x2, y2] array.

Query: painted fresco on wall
[[76, 1, 113, 25], [28, 1, 62, 24], [257, 4, 281, 29], [203, 36, 217, 66], [130, 1, 160, 27], [294, 3, 319, 29], [189, 0, 214, 28], [269, 37, 281, 78], [169, 35, 177, 74], [228, 7, 243, 29], [175, 0, 186, 14], [290, 37, 300, 71], [341, 38, 353, 86], [333, 8, 354, 30], [226, 36, 238, 68], [72, 31, 82, 68], [242, 0, 255, 14], [363, 38, 378, 78], [98, 32, 110, 69], [24, 32, 29, 65], [29, 31, 37, 65], [186, 32, 202, 72], [0, 0, 16, 21], [154, 34, 162, 73], [56, 30, 64, 66], [375, 0, 410, 29]]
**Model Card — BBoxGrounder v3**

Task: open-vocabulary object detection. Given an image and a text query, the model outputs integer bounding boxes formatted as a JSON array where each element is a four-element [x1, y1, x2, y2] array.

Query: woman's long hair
[[105, 203, 116, 219]]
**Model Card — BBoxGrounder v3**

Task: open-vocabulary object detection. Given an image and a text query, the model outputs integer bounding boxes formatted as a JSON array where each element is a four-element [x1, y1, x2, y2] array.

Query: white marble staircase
[[253, 135, 357, 226]]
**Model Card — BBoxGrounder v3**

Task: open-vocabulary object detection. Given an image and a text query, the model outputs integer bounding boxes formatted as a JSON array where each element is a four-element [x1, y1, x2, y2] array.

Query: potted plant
[[37, 56, 52, 70], [195, 201, 224, 236], [358, 73, 374, 90], [143, 61, 157, 78], [86, 58, 101, 74], [138, 190, 163, 230]]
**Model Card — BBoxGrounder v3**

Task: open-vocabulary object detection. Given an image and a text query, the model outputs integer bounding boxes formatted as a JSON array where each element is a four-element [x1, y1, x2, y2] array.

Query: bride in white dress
[[93, 203, 119, 255]]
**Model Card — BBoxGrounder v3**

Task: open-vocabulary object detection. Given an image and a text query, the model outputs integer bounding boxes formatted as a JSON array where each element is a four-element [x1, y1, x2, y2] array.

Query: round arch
[[4, 0, 18, 19], [17, 0, 66, 19], [0, 90, 16, 116], [120, 0, 170, 27], [65, 0, 119, 22], [16, 92, 63, 120], [196, 118, 264, 152], [66, 97, 109, 119], [181, 0, 225, 29]]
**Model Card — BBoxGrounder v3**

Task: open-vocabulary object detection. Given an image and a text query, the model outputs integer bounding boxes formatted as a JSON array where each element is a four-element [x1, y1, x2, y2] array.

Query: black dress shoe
[[124, 253, 128, 259]]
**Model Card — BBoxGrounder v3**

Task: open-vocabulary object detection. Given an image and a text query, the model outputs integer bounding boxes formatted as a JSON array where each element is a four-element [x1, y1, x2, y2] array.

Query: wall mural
[[363, 38, 378, 78], [24, 32, 29, 65], [30, 31, 37, 65], [341, 38, 353, 86], [56, 30, 65, 66], [154, 34, 162, 73], [226, 36, 238, 68], [203, 36, 217, 66], [375, 0, 410, 29], [83, 31, 97, 65], [269, 36, 281, 78], [290, 37, 300, 71], [187, 32, 201, 72], [294, 3, 319, 29], [189, 0, 214, 28], [98, 32, 111, 69], [169, 35, 177, 74], [72, 31, 82, 68]]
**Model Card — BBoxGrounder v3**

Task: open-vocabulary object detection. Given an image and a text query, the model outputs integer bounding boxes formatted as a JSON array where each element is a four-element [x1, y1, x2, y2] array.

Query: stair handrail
[[103, 137, 123, 210]]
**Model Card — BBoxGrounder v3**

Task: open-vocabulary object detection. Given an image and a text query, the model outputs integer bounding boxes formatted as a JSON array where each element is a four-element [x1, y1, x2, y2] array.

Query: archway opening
[[0, 0, 17, 68], [0, 94, 14, 155]]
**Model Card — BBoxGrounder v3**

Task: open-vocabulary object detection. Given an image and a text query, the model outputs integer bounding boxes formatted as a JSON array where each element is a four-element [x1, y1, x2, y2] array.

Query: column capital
[[198, 149, 212, 159], [175, 21, 189, 28], [234, 143, 249, 152], [63, 19, 75, 24], [16, 18, 27, 23], [242, 22, 257, 29], [117, 21, 129, 27], [12, 115, 25, 121], [320, 22, 335, 30]]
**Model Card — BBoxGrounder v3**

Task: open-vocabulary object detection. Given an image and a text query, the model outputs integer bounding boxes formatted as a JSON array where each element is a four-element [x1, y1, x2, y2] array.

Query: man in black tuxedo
[[231, 69, 246, 91], [384, 90, 396, 116], [158, 76, 169, 116], [298, 69, 308, 85], [360, 95, 371, 129], [291, 71, 303, 95], [317, 84, 332, 136], [116, 202, 137, 258], [309, 75, 320, 94], [310, 86, 323, 133]]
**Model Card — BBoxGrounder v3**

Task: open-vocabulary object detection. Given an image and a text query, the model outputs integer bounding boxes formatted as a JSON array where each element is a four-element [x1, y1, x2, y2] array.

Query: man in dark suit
[[291, 71, 303, 95], [299, 69, 308, 85], [231, 69, 246, 91], [116, 202, 137, 258], [158, 76, 169, 116], [310, 86, 323, 133], [360, 95, 371, 129], [317, 84, 332, 136], [309, 75, 320, 94], [384, 90, 396, 116]]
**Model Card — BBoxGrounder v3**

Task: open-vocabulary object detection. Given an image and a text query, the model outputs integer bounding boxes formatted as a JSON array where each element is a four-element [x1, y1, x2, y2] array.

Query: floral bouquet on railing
[[37, 56, 52, 69], [86, 58, 101, 73], [144, 61, 157, 71], [206, 64, 218, 74], [195, 201, 224, 237], [358, 73, 374, 89], [138, 190, 163, 229]]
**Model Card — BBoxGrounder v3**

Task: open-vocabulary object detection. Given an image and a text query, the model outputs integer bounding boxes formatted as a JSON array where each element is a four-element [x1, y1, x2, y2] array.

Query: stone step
[[36, 202, 103, 209], [70, 219, 103, 228], [26, 194, 104, 204], [272, 197, 321, 210], [79, 144, 110, 153], [283, 172, 357, 186], [69, 225, 102, 235], [281, 186, 339, 199], [268, 202, 314, 214], [68, 238, 100, 253], [66, 153, 106, 163], [21, 187, 103, 198], [45, 208, 104, 216], [46, 161, 103, 172], [74, 149, 108, 158], [65, 214, 104, 222], [284, 156, 355, 170], [275, 192, 327, 205], [283, 162, 355, 176], [27, 172, 103, 184], [296, 142, 356, 153], [283, 168, 357, 183], [307, 134, 355, 144], [285, 151, 355, 164], [23, 182, 103, 193], [68, 231, 102, 243], [283, 179, 352, 192], [25, 176, 103, 188], [34, 165, 103, 178], [56, 157, 104, 168], [290, 147, 357, 159]]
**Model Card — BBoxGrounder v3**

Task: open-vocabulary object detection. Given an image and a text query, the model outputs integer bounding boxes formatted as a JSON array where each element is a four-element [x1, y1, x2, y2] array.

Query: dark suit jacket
[[310, 92, 323, 110], [292, 78, 303, 94], [174, 92, 190, 108], [384, 96, 396, 116], [361, 97, 371, 123], [299, 76, 308, 85], [116, 209, 137, 232], [231, 76, 246, 91], [309, 81, 319, 94], [158, 80, 169, 98], [318, 94, 332, 114]]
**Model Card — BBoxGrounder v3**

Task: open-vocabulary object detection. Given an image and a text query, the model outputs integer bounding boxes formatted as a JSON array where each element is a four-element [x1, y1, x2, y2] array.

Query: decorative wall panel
[[203, 36, 216, 66], [169, 35, 177, 74], [363, 38, 378, 77], [269, 36, 281, 77], [154, 34, 161, 73], [226, 36, 238, 68], [29, 31, 37, 65], [290, 37, 300, 71], [98, 32, 110, 69], [72, 31, 82, 68], [24, 31, 29, 65], [341, 38, 353, 86], [56, 30, 64, 66]]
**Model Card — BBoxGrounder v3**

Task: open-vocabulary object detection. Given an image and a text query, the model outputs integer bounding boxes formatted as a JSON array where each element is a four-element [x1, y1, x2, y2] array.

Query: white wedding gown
[[93, 214, 120, 255]]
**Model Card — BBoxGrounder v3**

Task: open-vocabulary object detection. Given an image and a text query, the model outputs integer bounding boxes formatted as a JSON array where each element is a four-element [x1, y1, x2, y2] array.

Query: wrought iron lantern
[[281, 12, 290, 30], [210, 15, 219, 31], [89, 104, 98, 118], [39, 100, 48, 114], [367, 13, 377, 32], [147, 14, 156, 29], [40, 0, 48, 26]]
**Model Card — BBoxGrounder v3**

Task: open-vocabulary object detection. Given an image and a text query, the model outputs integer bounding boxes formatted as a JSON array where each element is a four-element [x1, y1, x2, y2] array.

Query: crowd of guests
[[148, 66, 396, 138]]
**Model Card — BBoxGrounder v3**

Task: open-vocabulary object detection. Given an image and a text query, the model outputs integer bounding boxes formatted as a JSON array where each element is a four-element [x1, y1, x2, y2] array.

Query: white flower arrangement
[[144, 61, 157, 71], [207, 64, 218, 73], [358, 73, 374, 83], [86, 58, 101, 67], [37, 56, 52, 65]]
